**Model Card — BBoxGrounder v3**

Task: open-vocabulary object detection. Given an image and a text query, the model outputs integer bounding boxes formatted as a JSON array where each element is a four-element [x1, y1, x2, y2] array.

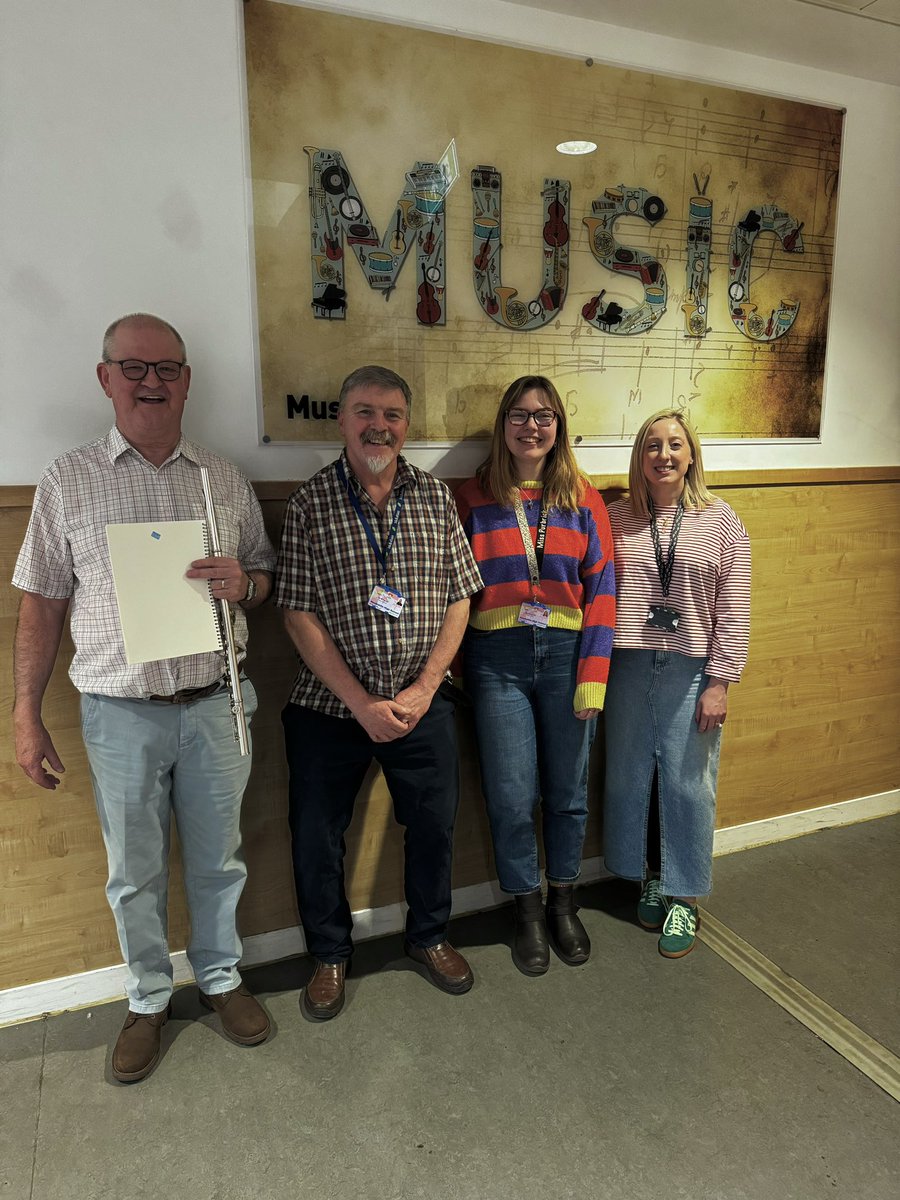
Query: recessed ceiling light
[[556, 139, 597, 155]]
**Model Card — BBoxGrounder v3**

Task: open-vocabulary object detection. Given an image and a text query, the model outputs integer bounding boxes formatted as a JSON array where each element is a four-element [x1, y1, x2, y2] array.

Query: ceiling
[[499, 0, 900, 86]]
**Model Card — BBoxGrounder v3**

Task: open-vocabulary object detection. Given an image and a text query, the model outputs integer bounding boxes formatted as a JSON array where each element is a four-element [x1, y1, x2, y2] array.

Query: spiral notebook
[[106, 520, 223, 664]]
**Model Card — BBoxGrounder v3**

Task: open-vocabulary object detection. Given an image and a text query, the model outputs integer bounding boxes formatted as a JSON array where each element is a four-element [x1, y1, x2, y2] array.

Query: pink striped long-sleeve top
[[607, 496, 750, 682]]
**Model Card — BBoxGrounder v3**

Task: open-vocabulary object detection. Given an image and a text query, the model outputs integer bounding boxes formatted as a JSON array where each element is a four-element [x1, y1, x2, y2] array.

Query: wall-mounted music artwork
[[244, 1, 842, 445]]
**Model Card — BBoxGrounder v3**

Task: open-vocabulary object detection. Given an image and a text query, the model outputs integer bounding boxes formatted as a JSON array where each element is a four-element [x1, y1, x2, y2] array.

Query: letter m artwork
[[305, 147, 447, 326]]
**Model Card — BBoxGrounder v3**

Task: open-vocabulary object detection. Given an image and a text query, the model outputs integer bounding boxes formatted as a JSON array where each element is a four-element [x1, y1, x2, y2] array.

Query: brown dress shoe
[[200, 984, 270, 1045], [405, 941, 474, 994], [303, 961, 347, 1021], [111, 1004, 170, 1082]]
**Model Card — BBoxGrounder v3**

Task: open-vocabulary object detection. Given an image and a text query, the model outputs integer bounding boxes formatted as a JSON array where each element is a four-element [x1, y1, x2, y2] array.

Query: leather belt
[[147, 680, 226, 705]]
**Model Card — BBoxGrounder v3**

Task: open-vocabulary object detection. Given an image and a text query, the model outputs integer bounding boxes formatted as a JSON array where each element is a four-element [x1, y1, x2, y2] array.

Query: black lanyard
[[649, 498, 684, 599], [336, 459, 405, 581]]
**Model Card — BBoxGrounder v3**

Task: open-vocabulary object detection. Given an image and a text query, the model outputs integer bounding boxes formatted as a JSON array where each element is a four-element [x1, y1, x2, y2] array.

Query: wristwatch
[[241, 575, 257, 604]]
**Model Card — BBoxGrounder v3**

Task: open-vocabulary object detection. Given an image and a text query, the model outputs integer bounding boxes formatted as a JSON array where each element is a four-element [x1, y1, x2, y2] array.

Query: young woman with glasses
[[456, 376, 616, 974]]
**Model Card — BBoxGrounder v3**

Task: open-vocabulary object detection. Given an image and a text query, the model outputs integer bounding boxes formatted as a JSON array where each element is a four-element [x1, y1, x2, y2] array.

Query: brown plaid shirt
[[275, 452, 483, 717], [13, 427, 275, 697]]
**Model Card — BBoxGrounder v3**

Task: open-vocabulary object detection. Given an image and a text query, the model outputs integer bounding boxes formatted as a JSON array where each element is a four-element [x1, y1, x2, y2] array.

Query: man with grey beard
[[275, 366, 483, 1020]]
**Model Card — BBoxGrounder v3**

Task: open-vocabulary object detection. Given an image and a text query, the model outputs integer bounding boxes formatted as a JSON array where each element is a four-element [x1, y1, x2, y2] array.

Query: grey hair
[[338, 365, 412, 415], [102, 313, 187, 363]]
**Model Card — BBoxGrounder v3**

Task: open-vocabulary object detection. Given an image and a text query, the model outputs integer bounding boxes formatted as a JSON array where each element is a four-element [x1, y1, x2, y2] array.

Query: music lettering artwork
[[245, 2, 841, 443]]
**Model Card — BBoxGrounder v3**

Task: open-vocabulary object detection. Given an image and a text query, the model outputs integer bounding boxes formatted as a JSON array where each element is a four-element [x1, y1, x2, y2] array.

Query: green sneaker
[[658, 901, 700, 958], [637, 876, 667, 930]]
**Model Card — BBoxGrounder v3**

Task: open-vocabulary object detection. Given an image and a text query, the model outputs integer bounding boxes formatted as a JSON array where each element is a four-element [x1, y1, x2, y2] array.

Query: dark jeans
[[282, 690, 460, 962]]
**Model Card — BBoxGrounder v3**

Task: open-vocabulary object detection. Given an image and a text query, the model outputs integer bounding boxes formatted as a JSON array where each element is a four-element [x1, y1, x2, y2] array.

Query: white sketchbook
[[105, 521, 223, 664]]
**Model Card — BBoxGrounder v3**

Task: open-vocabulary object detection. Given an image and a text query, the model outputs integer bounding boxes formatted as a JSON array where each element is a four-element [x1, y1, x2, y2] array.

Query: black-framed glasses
[[506, 408, 557, 428], [105, 359, 186, 381]]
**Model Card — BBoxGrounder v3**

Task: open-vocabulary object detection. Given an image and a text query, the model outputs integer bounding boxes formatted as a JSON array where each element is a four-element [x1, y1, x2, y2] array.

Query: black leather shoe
[[546, 884, 591, 965], [512, 889, 550, 976], [303, 960, 347, 1020]]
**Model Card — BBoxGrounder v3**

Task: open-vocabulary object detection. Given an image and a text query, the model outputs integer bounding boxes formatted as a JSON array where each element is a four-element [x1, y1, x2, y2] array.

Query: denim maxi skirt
[[602, 648, 722, 897]]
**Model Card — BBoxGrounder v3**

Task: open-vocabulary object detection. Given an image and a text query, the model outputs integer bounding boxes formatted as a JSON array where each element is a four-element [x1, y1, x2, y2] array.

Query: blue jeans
[[602, 649, 721, 897], [464, 626, 595, 894], [80, 681, 257, 1012]]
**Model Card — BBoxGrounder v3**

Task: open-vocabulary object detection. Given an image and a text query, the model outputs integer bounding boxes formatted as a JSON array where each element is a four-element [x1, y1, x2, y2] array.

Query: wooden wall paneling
[[711, 481, 900, 825], [2, 475, 899, 993]]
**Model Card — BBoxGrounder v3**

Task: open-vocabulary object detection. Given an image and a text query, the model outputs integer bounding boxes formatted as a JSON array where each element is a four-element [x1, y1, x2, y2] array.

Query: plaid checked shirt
[[13, 427, 275, 697], [275, 452, 483, 717]]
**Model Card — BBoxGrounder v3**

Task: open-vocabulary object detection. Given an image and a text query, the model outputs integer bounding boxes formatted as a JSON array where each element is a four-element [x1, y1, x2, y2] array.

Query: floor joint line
[[698, 908, 900, 1104]]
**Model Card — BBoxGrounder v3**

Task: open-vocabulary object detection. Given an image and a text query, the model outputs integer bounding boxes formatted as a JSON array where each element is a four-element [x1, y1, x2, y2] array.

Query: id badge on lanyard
[[513, 495, 551, 628], [368, 583, 406, 618]]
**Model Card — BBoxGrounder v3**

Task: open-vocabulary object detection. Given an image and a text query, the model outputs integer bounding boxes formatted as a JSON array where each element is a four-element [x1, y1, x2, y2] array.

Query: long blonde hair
[[477, 376, 588, 511], [627, 409, 714, 517]]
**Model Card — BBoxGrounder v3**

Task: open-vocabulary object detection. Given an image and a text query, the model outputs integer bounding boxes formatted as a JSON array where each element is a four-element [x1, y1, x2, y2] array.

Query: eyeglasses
[[105, 359, 186, 381], [506, 408, 557, 428]]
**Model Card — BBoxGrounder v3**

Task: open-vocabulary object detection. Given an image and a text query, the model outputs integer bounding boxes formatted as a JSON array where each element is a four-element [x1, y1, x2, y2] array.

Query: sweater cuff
[[574, 682, 606, 712]]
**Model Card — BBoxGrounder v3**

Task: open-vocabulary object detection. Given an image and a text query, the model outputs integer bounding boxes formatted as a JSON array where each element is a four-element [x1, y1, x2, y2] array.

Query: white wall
[[2, 0, 898, 485]]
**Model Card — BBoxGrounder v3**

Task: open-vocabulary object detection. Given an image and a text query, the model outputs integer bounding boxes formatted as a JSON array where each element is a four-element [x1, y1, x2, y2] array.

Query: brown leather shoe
[[111, 1004, 170, 1082], [200, 983, 270, 1045], [303, 961, 347, 1021], [405, 941, 474, 994]]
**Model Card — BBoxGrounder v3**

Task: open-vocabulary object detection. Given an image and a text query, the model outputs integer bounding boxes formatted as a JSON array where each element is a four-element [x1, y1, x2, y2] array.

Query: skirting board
[[2, 788, 896, 1028]]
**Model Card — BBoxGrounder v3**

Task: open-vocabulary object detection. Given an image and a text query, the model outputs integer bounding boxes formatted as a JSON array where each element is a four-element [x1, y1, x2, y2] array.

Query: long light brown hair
[[477, 375, 588, 511], [627, 409, 714, 516]]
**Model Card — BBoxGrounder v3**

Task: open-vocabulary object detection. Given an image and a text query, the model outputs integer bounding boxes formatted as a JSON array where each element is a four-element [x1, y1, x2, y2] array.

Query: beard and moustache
[[361, 429, 397, 475]]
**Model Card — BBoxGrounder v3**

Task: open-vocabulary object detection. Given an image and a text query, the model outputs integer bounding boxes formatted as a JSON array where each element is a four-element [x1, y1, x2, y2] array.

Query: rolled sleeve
[[275, 492, 318, 611], [12, 467, 75, 599], [444, 495, 483, 603], [237, 480, 276, 573]]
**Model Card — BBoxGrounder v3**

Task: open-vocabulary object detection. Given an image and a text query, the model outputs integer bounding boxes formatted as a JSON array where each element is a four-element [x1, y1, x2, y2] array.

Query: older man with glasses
[[12, 313, 276, 1082]]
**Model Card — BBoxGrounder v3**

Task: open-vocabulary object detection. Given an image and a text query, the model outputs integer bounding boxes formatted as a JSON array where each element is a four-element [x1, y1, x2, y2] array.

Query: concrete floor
[[2, 817, 898, 1200]]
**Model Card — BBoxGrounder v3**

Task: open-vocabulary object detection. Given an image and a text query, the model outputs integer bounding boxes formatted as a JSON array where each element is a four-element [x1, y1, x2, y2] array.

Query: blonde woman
[[456, 377, 615, 974], [603, 410, 750, 957]]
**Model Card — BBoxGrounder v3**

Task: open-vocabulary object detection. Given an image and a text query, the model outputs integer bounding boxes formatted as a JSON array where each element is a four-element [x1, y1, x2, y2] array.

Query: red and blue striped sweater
[[455, 477, 616, 711]]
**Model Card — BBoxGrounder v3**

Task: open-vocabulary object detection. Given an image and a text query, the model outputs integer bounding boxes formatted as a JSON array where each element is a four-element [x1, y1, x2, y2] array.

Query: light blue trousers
[[80, 682, 257, 1012], [602, 650, 721, 898]]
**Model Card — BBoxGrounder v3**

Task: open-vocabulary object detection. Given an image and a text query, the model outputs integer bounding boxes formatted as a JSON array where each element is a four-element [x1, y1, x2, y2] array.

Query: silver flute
[[200, 466, 250, 756]]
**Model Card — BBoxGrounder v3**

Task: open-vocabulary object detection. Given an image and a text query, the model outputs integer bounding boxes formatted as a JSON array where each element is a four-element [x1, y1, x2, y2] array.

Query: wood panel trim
[[3, 466, 899, 508]]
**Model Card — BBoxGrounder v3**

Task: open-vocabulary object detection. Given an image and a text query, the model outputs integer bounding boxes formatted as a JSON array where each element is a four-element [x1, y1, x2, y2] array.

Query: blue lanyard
[[336, 459, 406, 580]]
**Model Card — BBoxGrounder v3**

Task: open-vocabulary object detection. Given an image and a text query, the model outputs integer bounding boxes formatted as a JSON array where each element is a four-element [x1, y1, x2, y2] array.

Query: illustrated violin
[[416, 261, 441, 326], [423, 219, 436, 256], [474, 229, 495, 272], [543, 182, 569, 248], [582, 289, 605, 322]]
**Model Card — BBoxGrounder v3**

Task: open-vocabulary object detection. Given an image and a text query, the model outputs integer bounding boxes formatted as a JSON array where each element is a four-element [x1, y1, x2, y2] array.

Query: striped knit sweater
[[607, 496, 750, 681], [455, 477, 616, 711]]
